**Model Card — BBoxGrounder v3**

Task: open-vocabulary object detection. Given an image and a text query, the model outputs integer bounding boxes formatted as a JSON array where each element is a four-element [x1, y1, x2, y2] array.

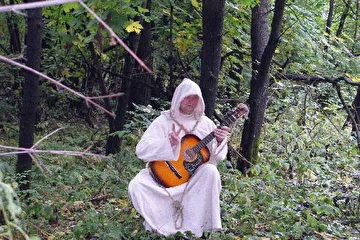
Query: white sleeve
[[209, 137, 228, 163], [135, 116, 181, 162], [204, 119, 229, 164]]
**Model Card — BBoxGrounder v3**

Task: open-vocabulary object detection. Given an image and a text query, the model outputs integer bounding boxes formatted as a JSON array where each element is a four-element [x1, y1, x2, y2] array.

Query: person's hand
[[237, 103, 249, 119], [169, 123, 182, 146], [214, 126, 229, 144]]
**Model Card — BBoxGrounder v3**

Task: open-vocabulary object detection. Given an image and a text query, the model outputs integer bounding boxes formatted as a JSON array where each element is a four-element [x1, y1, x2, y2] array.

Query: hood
[[169, 78, 205, 120]]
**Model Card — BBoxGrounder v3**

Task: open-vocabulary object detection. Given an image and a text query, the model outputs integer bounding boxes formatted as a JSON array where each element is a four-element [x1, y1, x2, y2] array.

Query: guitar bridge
[[165, 161, 182, 179]]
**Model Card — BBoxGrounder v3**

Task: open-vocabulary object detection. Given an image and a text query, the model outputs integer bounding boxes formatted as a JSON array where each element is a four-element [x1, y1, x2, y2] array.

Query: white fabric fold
[[129, 78, 228, 237]]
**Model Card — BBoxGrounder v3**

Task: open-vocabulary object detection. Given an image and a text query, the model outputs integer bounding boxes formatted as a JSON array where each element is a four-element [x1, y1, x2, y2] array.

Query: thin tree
[[105, 0, 150, 154], [200, 0, 226, 117], [105, 31, 141, 154], [353, 0, 359, 54], [238, 0, 286, 173], [349, 0, 360, 135], [0, 0, 21, 54], [16, 0, 43, 191], [324, 0, 335, 51], [130, 0, 153, 106], [335, 0, 351, 37]]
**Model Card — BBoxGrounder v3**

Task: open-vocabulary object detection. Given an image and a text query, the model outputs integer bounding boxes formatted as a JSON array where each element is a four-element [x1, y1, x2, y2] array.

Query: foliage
[[277, 0, 360, 79], [1, 80, 359, 239], [0, 0, 360, 239], [222, 80, 359, 239], [110, 101, 166, 147], [0, 170, 40, 239]]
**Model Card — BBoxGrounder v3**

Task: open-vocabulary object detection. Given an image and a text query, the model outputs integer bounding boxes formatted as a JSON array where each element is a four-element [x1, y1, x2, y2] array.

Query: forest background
[[0, 0, 359, 239]]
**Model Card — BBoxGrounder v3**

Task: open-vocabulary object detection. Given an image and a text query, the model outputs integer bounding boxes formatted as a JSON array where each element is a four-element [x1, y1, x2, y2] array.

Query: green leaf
[[191, 0, 201, 9]]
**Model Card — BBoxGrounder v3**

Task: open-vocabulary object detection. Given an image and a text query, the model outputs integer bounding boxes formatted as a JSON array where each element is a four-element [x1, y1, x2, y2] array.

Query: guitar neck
[[192, 132, 216, 153], [192, 109, 239, 153]]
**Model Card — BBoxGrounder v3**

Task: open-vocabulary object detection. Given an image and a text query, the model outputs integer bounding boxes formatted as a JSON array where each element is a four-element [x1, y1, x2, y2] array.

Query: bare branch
[[78, 0, 153, 74], [0, 0, 153, 74], [0, 0, 78, 12], [31, 127, 66, 149], [88, 93, 123, 100], [0, 55, 116, 117], [275, 73, 360, 86], [29, 154, 45, 173], [0, 144, 111, 159]]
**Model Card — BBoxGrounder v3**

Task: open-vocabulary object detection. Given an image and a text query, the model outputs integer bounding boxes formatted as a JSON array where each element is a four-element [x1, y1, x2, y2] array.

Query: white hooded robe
[[128, 78, 228, 237]]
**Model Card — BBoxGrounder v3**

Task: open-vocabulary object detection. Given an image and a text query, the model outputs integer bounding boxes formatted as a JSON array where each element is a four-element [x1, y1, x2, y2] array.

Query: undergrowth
[[0, 88, 359, 239]]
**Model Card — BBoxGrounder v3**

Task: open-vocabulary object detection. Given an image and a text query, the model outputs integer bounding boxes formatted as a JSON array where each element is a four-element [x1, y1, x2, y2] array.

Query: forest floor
[[0, 118, 359, 239]]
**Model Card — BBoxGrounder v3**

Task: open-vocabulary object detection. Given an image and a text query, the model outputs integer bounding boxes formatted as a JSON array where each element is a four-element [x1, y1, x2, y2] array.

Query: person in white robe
[[128, 78, 237, 237]]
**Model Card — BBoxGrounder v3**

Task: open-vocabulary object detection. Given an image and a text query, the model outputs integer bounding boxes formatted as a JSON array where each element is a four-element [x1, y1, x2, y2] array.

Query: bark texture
[[239, 0, 286, 173], [16, 0, 43, 191], [200, 0, 226, 117]]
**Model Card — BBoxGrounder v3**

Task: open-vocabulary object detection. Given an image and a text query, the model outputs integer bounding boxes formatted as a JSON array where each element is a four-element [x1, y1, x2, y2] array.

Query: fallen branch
[[275, 73, 360, 86], [0, 145, 110, 159]]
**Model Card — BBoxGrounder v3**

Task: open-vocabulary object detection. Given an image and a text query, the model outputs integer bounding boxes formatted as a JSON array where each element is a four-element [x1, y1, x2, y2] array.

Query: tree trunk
[[238, 0, 270, 173], [106, 31, 141, 154], [16, 0, 42, 191], [350, 1, 360, 128], [351, 87, 360, 131], [200, 0, 226, 118], [0, 0, 21, 54], [335, 0, 350, 37], [238, 0, 286, 173], [324, 0, 335, 51], [130, 0, 153, 106], [353, 0, 359, 53]]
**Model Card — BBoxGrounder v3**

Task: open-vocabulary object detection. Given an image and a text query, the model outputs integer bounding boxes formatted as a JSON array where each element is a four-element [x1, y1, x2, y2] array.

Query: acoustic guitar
[[149, 103, 248, 188]]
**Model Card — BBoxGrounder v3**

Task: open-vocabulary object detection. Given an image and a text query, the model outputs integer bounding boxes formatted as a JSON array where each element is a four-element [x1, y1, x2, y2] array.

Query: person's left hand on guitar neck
[[214, 126, 229, 145]]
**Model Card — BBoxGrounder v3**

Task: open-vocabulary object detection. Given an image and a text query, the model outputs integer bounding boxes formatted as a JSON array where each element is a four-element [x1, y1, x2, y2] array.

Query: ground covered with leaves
[[0, 121, 359, 239], [1, 87, 360, 239]]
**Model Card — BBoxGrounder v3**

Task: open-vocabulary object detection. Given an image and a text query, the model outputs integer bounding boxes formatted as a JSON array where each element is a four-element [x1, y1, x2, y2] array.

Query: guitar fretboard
[[192, 108, 240, 153]]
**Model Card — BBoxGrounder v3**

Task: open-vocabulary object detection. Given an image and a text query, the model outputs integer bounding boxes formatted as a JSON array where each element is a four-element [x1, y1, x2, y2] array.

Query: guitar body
[[148, 103, 248, 188], [149, 134, 210, 188]]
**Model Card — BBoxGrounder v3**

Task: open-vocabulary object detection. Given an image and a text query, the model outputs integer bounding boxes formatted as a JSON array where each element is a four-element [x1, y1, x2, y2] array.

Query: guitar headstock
[[222, 103, 249, 127], [233, 103, 249, 119]]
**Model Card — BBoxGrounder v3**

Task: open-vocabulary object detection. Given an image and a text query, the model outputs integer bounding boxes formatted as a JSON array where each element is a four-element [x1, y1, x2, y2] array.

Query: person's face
[[179, 95, 199, 115]]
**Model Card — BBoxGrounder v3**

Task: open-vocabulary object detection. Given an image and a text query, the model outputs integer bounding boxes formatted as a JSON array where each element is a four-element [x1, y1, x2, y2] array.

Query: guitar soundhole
[[183, 152, 204, 176], [184, 149, 196, 162]]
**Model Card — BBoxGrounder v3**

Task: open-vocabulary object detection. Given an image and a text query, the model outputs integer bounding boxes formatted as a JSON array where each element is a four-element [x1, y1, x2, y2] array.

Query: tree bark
[[325, 0, 335, 33], [130, 0, 153, 106], [0, 0, 21, 54], [106, 31, 141, 154], [351, 1, 360, 132], [324, 0, 334, 51], [16, 0, 42, 191], [200, 0, 226, 118], [351, 87, 360, 133], [335, 0, 350, 37], [353, 0, 359, 53], [238, 0, 286, 173]]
